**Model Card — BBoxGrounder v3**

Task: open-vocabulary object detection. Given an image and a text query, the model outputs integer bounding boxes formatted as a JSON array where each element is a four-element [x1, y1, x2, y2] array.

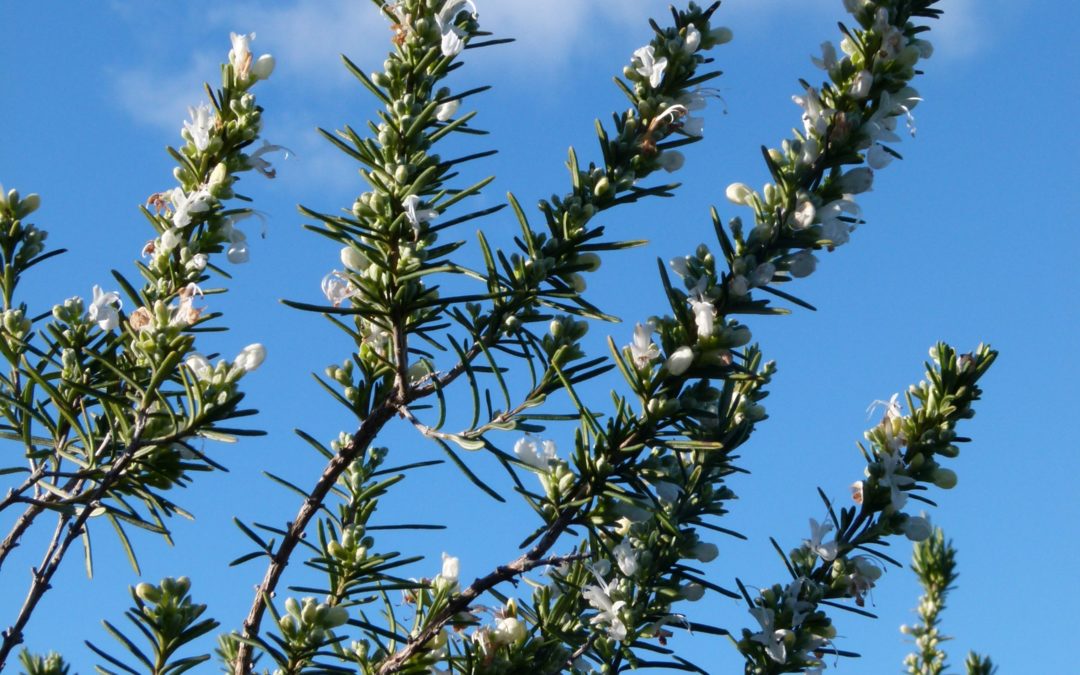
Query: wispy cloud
[[110, 53, 218, 135], [204, 0, 386, 83], [925, 0, 985, 60]]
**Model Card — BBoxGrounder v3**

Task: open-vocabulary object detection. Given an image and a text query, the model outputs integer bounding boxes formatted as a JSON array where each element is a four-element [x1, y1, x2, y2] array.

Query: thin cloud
[[204, 0, 386, 82], [110, 53, 218, 134], [926, 0, 985, 60]]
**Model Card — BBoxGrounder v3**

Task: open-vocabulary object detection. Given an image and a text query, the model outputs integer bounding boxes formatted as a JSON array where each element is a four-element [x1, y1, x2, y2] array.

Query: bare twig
[[0, 424, 143, 670]]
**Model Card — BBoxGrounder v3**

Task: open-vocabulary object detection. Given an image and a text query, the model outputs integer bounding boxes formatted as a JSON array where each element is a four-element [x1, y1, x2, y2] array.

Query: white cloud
[[476, 0, 653, 68], [205, 0, 385, 82], [110, 53, 218, 134], [924, 0, 985, 60]]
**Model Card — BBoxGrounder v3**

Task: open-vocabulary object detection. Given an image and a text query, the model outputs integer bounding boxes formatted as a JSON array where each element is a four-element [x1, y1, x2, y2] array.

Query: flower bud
[[903, 515, 932, 541], [665, 346, 694, 376], [725, 182, 754, 206], [708, 26, 733, 45], [135, 583, 161, 603], [691, 542, 718, 562], [285, 597, 301, 618], [493, 616, 527, 645], [576, 252, 601, 271], [324, 605, 349, 628], [252, 54, 275, 80], [931, 468, 957, 489], [19, 193, 41, 216], [788, 250, 818, 278], [234, 343, 266, 372], [593, 176, 613, 199], [658, 150, 685, 173], [681, 583, 705, 601], [435, 99, 460, 121]]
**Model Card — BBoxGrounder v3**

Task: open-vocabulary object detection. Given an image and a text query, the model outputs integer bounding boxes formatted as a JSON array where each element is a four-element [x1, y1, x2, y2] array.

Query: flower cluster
[[738, 342, 995, 673], [719, 0, 937, 317]]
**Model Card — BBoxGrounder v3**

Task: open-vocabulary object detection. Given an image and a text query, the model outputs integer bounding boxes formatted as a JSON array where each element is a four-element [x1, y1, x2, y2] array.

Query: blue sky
[[1, 0, 1077, 672]]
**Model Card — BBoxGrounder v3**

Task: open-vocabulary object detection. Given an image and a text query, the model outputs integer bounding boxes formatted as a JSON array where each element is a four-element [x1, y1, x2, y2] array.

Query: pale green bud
[[932, 468, 957, 489], [285, 597, 301, 618], [135, 583, 161, 603], [708, 27, 733, 45], [577, 252, 601, 271], [324, 606, 349, 628]]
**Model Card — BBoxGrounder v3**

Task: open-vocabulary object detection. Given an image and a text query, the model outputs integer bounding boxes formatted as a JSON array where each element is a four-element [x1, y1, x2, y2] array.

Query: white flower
[[849, 70, 873, 99], [791, 199, 816, 230], [669, 256, 690, 279], [441, 552, 459, 583], [582, 568, 628, 641], [322, 271, 354, 307], [677, 89, 719, 137], [783, 578, 816, 629], [682, 23, 701, 54], [787, 250, 818, 279], [633, 45, 667, 88], [798, 137, 821, 168], [838, 167, 874, 194], [229, 32, 255, 78], [749, 607, 791, 663], [811, 41, 837, 70], [435, 0, 478, 57], [612, 540, 639, 577], [222, 221, 250, 264], [187, 252, 208, 272], [441, 31, 464, 57], [689, 296, 715, 339], [160, 228, 182, 252], [847, 555, 882, 605], [170, 282, 203, 326], [513, 436, 557, 471], [865, 88, 921, 143], [233, 343, 266, 372], [878, 448, 915, 509], [229, 32, 273, 81], [88, 286, 122, 331], [866, 143, 894, 169], [435, 99, 459, 121], [725, 182, 755, 206], [185, 353, 213, 381], [805, 518, 838, 561], [652, 480, 681, 503], [170, 188, 213, 229], [247, 140, 290, 179], [817, 198, 860, 246], [183, 104, 215, 152], [658, 150, 685, 173], [868, 392, 903, 423], [792, 86, 833, 138], [629, 322, 659, 368], [874, 8, 906, 59], [403, 194, 438, 233], [664, 346, 694, 376]]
